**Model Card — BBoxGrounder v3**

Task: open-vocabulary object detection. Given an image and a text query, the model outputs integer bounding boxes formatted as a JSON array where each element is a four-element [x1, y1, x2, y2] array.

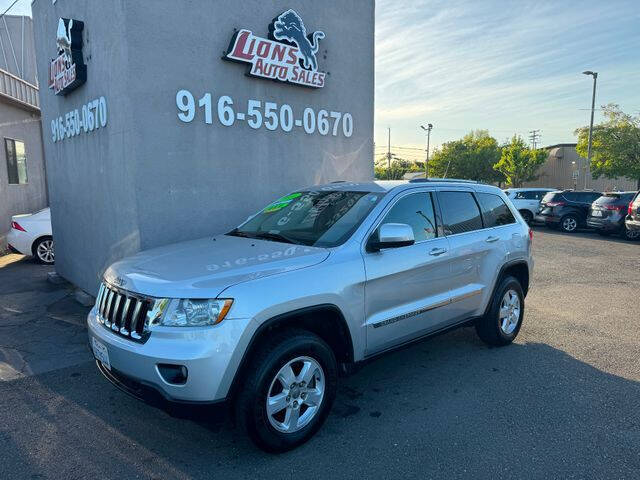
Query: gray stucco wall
[[32, 0, 374, 294], [0, 101, 47, 246]]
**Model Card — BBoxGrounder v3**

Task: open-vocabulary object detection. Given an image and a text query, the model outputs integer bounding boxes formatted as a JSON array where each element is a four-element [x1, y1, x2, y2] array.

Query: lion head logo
[[271, 9, 325, 72]]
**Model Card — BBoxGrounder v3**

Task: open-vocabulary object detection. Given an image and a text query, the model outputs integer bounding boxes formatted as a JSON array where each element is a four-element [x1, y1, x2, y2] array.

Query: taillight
[[603, 204, 625, 211], [528, 228, 533, 245], [546, 201, 566, 207], [11, 221, 26, 232], [629, 202, 634, 215]]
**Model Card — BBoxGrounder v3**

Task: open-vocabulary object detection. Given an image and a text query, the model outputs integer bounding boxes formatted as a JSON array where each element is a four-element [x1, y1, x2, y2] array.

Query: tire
[[559, 214, 579, 233], [621, 227, 640, 241], [33, 236, 55, 265], [475, 275, 524, 346], [235, 329, 338, 452], [519, 210, 534, 224]]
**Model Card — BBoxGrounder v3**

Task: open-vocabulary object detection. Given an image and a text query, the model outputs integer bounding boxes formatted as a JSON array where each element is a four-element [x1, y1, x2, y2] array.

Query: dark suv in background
[[536, 190, 602, 233], [626, 191, 640, 235], [587, 192, 639, 240]]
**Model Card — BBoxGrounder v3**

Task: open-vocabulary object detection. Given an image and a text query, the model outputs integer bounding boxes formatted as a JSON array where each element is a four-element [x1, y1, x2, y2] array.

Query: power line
[[0, 0, 22, 21]]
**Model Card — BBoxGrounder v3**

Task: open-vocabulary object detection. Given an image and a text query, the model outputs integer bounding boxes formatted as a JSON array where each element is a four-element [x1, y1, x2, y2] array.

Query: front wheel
[[622, 227, 640, 241], [560, 215, 579, 233], [475, 276, 524, 346], [235, 329, 337, 452]]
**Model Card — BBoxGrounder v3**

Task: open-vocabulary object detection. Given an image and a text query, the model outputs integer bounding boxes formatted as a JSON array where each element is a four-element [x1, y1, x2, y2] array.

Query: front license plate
[[591, 210, 602, 217], [92, 337, 111, 370]]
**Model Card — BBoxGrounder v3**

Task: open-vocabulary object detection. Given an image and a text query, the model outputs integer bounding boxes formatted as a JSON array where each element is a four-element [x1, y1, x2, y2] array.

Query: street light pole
[[420, 124, 433, 178], [582, 71, 598, 189]]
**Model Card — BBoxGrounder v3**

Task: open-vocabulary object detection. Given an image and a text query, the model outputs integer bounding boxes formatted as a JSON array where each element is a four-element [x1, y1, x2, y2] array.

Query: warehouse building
[[0, 15, 47, 253]]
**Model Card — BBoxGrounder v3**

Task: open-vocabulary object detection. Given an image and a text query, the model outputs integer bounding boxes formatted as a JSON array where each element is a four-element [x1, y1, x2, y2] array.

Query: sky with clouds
[[375, 0, 640, 158], [3, 0, 639, 157]]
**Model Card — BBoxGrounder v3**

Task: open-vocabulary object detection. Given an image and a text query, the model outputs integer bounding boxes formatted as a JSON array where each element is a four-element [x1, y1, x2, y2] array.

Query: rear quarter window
[[542, 192, 561, 202]]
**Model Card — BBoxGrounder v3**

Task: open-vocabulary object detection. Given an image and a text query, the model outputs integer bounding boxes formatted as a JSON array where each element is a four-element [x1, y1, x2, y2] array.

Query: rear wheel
[[33, 237, 55, 264], [560, 214, 579, 233], [476, 276, 524, 346], [235, 329, 337, 452], [519, 210, 534, 224]]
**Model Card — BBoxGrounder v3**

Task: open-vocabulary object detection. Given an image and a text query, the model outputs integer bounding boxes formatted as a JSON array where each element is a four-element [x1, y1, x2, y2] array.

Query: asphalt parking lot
[[1, 228, 639, 480]]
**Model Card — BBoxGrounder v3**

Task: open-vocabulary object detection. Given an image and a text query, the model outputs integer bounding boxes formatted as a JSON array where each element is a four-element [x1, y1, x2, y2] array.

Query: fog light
[[157, 363, 188, 385]]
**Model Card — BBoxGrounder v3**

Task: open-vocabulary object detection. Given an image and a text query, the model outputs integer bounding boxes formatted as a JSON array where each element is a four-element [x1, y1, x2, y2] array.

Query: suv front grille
[[95, 283, 152, 342]]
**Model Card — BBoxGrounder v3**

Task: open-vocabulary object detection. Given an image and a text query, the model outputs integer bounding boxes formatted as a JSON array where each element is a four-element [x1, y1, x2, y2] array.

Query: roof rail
[[408, 178, 478, 184]]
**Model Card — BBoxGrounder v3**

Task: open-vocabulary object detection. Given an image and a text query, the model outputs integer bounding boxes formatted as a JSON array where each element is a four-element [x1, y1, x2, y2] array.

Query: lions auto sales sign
[[225, 9, 326, 88], [48, 18, 86, 95]]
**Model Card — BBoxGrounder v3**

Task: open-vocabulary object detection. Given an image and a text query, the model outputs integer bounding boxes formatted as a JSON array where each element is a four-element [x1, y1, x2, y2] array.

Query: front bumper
[[87, 307, 255, 402]]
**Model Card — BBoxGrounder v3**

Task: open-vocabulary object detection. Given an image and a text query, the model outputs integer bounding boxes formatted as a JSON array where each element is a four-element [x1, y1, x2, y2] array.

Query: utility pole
[[420, 124, 433, 178], [582, 71, 598, 189], [528, 129, 541, 149], [386, 127, 392, 169]]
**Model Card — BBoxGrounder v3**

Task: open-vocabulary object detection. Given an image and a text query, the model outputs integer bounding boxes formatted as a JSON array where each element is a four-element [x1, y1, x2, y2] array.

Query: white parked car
[[7, 208, 54, 264], [503, 188, 556, 224]]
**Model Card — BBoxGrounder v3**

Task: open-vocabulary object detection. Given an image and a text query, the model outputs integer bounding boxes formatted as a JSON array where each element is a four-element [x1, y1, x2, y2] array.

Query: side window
[[514, 191, 526, 199], [379, 192, 437, 242], [438, 191, 483, 235], [5, 138, 28, 185], [476, 193, 516, 227], [563, 192, 577, 202]]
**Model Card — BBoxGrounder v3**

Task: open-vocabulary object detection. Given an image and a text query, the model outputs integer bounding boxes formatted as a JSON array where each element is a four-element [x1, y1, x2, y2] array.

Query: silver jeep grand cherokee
[[88, 179, 533, 452]]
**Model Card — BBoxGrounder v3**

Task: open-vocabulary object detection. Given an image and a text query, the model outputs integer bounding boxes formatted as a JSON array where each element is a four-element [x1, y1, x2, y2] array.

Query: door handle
[[429, 247, 447, 256], [485, 236, 499, 243]]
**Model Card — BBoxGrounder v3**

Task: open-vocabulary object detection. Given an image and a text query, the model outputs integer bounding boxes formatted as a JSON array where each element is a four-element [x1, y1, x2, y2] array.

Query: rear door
[[363, 190, 454, 354], [436, 189, 492, 321]]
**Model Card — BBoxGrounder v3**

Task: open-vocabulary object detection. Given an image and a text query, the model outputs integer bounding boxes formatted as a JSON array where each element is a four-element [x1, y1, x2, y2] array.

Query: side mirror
[[369, 223, 415, 251]]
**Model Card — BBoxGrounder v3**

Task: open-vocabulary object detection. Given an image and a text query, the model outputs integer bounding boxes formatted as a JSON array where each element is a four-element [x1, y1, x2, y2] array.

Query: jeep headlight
[[152, 298, 233, 327]]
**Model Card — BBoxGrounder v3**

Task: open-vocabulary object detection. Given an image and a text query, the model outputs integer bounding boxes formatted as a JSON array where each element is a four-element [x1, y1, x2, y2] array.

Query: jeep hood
[[103, 235, 329, 298]]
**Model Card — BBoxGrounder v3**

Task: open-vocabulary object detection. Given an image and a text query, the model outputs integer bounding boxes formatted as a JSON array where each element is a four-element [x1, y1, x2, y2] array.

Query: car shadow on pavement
[[2, 327, 639, 479]]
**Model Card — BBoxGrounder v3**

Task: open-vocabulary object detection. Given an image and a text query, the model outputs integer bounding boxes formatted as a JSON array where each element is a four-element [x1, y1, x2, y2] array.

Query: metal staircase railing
[[0, 67, 39, 112]]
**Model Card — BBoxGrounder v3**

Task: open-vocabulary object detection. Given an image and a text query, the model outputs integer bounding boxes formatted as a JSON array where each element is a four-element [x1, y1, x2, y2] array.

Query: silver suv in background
[[87, 180, 533, 452]]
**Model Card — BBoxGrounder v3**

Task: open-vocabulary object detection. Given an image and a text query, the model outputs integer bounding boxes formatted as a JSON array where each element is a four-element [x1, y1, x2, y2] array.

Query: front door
[[363, 190, 455, 355]]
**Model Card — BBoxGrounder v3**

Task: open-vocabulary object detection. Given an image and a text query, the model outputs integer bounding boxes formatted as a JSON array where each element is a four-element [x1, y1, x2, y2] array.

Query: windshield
[[229, 190, 384, 247]]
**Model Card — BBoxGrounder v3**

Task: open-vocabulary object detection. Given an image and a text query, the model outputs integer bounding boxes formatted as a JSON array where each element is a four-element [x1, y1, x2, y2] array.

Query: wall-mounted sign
[[225, 9, 326, 88], [48, 18, 87, 95]]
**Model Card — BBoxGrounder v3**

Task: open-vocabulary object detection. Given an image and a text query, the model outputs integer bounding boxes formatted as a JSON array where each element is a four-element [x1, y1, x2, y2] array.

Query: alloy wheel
[[266, 356, 325, 434], [499, 289, 521, 335], [37, 239, 55, 264], [562, 217, 577, 232]]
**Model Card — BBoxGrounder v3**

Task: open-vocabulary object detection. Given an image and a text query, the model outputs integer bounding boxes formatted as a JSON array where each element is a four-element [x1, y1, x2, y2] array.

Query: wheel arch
[[31, 235, 53, 256], [227, 304, 354, 399], [485, 260, 530, 317]]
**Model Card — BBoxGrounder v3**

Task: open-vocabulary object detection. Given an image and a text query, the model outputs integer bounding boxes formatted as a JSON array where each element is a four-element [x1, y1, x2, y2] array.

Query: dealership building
[[32, 1, 374, 295]]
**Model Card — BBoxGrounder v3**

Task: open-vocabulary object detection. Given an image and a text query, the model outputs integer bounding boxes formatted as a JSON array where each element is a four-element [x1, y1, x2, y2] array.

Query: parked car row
[[505, 188, 640, 240]]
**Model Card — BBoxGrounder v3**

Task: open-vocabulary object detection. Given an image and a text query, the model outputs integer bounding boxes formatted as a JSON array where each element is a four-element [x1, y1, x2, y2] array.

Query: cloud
[[375, 0, 640, 148]]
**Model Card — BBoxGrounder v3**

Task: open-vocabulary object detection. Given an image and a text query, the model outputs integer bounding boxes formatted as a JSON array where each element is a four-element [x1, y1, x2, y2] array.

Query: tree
[[374, 158, 423, 180], [575, 104, 640, 188], [493, 135, 547, 187], [428, 130, 504, 183]]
